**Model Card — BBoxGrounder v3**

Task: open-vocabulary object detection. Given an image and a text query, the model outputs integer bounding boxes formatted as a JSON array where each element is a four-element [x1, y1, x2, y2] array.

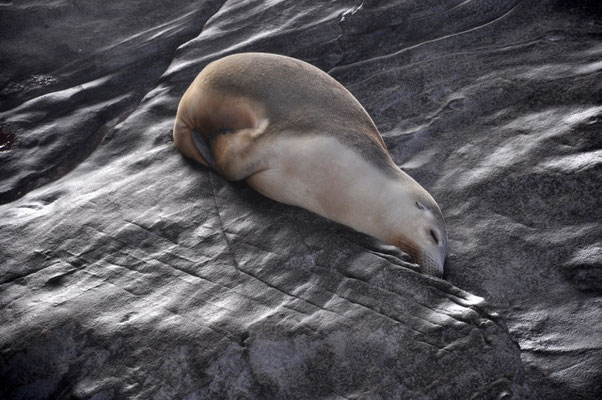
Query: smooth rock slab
[[1, 0, 601, 399]]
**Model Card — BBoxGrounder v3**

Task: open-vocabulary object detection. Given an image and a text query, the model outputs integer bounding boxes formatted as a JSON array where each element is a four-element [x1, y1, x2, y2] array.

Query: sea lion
[[173, 52, 447, 276]]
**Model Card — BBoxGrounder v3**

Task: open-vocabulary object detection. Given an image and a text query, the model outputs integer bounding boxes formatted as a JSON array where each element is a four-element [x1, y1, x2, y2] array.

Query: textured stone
[[1, 0, 601, 399]]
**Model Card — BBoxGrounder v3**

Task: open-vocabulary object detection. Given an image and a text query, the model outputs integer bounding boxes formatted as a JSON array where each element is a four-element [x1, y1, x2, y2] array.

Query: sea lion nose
[[420, 251, 445, 277]]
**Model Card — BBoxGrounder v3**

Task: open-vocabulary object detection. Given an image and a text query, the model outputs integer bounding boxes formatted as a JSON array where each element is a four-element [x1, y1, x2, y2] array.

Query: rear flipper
[[173, 119, 212, 168], [191, 128, 218, 171]]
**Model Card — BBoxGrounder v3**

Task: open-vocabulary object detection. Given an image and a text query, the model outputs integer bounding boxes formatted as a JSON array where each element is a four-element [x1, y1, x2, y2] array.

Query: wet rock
[[1, 0, 600, 399]]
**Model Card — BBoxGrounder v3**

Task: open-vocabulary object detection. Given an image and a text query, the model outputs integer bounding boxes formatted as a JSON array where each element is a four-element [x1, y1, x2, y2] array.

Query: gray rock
[[1, 0, 600, 399]]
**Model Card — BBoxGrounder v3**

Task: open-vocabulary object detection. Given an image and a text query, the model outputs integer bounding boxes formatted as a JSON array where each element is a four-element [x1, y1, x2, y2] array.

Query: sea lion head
[[393, 193, 448, 277]]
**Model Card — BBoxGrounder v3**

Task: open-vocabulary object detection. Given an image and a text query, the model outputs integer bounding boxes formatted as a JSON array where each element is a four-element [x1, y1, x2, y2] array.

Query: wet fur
[[173, 52, 447, 275]]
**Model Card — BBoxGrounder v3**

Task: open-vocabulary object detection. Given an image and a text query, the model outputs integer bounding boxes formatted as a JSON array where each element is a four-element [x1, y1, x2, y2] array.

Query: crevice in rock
[[329, 0, 522, 75]]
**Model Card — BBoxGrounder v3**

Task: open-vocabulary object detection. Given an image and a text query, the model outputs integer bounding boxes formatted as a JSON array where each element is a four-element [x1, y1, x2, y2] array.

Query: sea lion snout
[[394, 233, 445, 277], [418, 246, 446, 277], [392, 198, 447, 277]]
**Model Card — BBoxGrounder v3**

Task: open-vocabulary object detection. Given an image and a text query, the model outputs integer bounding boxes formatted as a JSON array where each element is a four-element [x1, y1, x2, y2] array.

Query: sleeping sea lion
[[173, 52, 447, 276]]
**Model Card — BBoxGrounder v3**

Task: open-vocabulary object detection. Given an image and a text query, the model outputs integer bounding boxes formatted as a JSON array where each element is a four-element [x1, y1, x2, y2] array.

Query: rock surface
[[1, 0, 600, 399]]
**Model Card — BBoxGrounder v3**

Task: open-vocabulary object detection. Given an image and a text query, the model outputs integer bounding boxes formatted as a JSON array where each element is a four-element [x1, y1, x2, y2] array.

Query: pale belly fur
[[245, 135, 411, 245]]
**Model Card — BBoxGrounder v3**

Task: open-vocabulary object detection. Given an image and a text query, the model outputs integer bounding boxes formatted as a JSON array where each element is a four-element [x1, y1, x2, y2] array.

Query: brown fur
[[173, 53, 448, 276], [173, 53, 396, 177]]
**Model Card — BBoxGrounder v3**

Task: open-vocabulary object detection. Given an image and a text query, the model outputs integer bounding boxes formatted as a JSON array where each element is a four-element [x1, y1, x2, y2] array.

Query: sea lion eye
[[415, 201, 424, 210], [429, 229, 439, 245]]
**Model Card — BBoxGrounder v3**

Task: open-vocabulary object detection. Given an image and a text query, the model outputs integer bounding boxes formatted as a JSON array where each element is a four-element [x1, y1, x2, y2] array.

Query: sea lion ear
[[415, 201, 424, 210]]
